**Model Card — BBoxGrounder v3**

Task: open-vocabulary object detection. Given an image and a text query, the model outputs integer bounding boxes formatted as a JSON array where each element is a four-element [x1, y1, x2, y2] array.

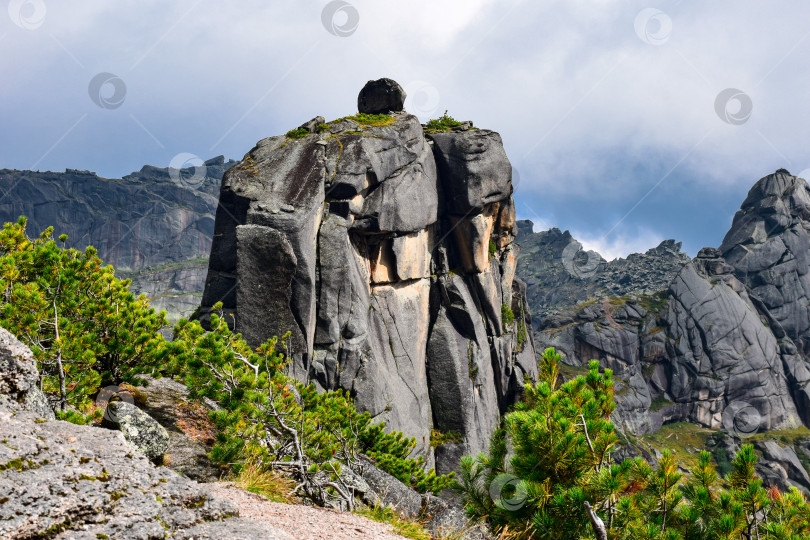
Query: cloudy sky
[[1, 1, 808, 258]]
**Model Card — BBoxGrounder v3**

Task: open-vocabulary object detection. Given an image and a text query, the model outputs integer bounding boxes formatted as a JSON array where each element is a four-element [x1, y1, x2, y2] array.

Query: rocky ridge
[[516, 221, 690, 321], [529, 170, 810, 493], [198, 79, 538, 474], [0, 156, 234, 321]]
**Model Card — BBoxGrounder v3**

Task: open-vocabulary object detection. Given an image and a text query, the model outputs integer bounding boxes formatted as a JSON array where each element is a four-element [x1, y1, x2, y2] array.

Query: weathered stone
[[236, 224, 304, 363], [0, 328, 53, 419], [139, 376, 223, 482], [102, 401, 171, 463], [357, 78, 406, 114], [430, 130, 513, 215], [755, 440, 810, 494], [358, 455, 423, 517]]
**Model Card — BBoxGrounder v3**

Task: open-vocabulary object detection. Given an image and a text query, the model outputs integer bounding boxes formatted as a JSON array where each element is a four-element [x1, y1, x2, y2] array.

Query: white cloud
[[574, 227, 665, 261], [1, 0, 809, 250]]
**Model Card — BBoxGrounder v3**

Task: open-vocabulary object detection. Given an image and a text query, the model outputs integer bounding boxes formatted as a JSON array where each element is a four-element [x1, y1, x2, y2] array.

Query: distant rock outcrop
[[0, 156, 235, 321], [531, 171, 810, 445], [198, 83, 537, 471], [516, 223, 689, 321]]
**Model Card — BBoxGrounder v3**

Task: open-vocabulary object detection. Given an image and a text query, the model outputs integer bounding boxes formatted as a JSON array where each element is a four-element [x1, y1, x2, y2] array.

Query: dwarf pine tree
[[459, 347, 810, 539], [0, 218, 166, 413], [166, 304, 454, 508]]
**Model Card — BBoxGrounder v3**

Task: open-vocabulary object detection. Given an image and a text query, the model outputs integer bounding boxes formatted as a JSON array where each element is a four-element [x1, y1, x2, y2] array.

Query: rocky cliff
[[198, 79, 538, 473], [528, 169, 810, 492], [0, 157, 233, 321]]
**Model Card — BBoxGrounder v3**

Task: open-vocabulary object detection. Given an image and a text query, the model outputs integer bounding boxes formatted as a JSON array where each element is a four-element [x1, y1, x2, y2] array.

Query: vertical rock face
[[199, 90, 537, 470], [721, 169, 810, 357], [534, 170, 810, 440]]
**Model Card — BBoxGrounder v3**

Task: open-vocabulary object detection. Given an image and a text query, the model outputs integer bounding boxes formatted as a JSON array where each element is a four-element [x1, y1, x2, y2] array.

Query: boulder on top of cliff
[[357, 78, 406, 114]]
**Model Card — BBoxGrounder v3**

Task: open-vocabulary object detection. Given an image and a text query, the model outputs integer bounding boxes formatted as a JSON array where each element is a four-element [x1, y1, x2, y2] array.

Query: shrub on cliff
[[458, 347, 810, 539], [0, 217, 166, 412]]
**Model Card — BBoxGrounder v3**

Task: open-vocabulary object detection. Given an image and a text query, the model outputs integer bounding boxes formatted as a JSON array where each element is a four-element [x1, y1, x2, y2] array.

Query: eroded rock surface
[[0, 328, 290, 539], [199, 84, 537, 471]]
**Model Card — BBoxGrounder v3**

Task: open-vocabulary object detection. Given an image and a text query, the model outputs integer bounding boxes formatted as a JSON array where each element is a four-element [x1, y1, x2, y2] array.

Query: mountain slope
[[0, 157, 235, 320]]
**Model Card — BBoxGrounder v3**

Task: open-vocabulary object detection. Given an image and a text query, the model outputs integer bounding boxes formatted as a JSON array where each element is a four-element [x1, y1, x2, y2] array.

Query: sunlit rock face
[[199, 88, 537, 472]]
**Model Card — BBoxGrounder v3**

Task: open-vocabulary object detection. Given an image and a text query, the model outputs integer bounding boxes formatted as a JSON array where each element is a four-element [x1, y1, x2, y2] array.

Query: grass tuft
[[424, 111, 465, 133], [285, 127, 310, 139], [354, 501, 431, 540], [231, 462, 298, 504]]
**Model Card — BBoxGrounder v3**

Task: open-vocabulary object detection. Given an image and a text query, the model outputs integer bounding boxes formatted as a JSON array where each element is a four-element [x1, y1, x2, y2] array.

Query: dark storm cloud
[[1, 0, 808, 257]]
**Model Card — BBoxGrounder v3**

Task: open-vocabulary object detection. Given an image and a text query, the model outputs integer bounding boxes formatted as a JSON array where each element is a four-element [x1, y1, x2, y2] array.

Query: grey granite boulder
[[0, 327, 53, 419], [430, 129, 513, 215], [357, 78, 406, 114], [102, 400, 171, 463]]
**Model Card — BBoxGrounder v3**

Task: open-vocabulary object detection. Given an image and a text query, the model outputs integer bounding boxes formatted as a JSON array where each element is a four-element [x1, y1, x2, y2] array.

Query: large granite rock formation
[[532, 170, 810, 443], [0, 156, 235, 321], [199, 85, 537, 471], [721, 169, 810, 358]]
